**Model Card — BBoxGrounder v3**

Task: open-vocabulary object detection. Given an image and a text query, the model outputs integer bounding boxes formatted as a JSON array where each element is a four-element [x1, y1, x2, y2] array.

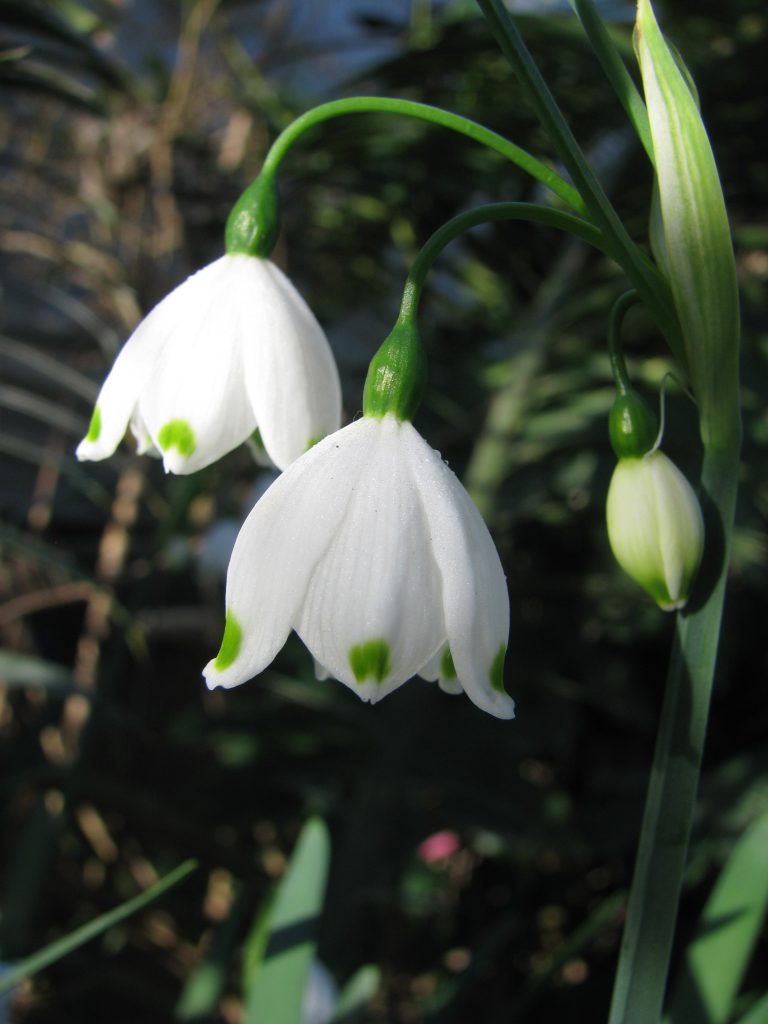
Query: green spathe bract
[[606, 450, 704, 610], [349, 639, 392, 684], [635, 0, 739, 439], [362, 317, 427, 422]]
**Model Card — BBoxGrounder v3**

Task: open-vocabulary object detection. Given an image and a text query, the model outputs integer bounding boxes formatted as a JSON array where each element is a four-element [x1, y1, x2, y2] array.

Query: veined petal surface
[[242, 260, 341, 470], [203, 425, 373, 689], [136, 256, 257, 474], [295, 417, 445, 702], [403, 426, 514, 720]]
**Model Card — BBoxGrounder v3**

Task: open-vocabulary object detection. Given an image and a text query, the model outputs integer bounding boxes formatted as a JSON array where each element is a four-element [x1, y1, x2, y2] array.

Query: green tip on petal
[[490, 645, 507, 694], [158, 419, 196, 458], [250, 427, 266, 452], [305, 435, 324, 451], [86, 406, 102, 443], [349, 639, 391, 684], [440, 647, 457, 681], [214, 613, 242, 671]]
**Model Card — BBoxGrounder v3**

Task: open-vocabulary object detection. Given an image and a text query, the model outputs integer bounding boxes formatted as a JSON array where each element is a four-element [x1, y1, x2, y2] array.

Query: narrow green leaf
[[666, 811, 768, 1024], [0, 859, 198, 995], [331, 965, 381, 1022], [735, 994, 768, 1024], [243, 818, 331, 1024]]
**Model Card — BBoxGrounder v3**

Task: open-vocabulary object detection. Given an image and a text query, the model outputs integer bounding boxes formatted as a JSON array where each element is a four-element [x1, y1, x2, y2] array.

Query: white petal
[[296, 417, 444, 703], [136, 256, 258, 474], [203, 422, 373, 690], [241, 260, 341, 470], [402, 425, 514, 720], [419, 645, 464, 696], [75, 311, 160, 462]]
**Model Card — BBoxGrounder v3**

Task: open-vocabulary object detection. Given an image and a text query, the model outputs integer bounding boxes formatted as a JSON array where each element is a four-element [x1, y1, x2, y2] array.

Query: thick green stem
[[475, 0, 682, 362], [608, 411, 741, 1024], [258, 96, 587, 214]]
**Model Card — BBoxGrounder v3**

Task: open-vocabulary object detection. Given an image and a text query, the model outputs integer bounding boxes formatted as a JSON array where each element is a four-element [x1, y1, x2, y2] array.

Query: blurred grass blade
[[175, 887, 250, 1021], [0, 859, 198, 995], [665, 811, 768, 1024], [735, 995, 768, 1024], [0, 649, 77, 691], [331, 965, 380, 1023], [243, 818, 331, 1024]]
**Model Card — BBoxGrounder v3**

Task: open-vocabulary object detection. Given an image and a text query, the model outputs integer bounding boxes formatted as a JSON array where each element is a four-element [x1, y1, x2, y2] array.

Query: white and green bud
[[606, 449, 704, 611], [635, 0, 739, 435]]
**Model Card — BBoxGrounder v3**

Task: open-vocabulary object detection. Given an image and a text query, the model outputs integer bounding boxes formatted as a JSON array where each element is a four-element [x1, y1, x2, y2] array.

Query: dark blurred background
[[0, 0, 766, 1020]]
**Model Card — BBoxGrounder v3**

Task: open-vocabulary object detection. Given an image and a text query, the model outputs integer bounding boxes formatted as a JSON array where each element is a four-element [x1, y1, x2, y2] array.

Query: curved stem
[[475, 0, 682, 362], [608, 290, 640, 394], [258, 96, 587, 215], [397, 202, 611, 322]]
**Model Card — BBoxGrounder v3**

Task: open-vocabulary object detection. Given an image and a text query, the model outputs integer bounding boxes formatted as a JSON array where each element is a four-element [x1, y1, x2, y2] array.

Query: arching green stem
[[398, 202, 611, 322], [608, 290, 641, 395], [258, 96, 587, 215], [476, 0, 682, 361]]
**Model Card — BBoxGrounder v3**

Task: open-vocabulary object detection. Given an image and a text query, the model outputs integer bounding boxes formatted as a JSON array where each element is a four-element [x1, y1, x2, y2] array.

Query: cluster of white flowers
[[78, 251, 515, 719]]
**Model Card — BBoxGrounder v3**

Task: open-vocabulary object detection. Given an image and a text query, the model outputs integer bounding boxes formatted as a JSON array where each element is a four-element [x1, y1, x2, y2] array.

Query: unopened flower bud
[[606, 450, 704, 610]]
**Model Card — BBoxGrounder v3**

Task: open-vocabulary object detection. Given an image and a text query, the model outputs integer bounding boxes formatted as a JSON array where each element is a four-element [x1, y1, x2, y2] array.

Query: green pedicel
[[214, 614, 242, 671], [158, 419, 196, 458], [349, 639, 391, 683]]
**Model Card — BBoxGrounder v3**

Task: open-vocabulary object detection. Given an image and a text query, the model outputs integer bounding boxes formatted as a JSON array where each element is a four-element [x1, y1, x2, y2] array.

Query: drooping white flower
[[76, 254, 341, 474], [606, 449, 704, 610], [203, 413, 514, 719]]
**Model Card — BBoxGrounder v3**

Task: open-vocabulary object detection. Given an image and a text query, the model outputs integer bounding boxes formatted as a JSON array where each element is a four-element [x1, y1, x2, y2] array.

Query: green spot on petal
[[305, 435, 324, 451], [214, 614, 242, 671], [349, 639, 391, 684], [158, 419, 196, 458], [250, 427, 265, 452], [440, 647, 457, 681], [86, 406, 102, 442], [489, 645, 507, 694]]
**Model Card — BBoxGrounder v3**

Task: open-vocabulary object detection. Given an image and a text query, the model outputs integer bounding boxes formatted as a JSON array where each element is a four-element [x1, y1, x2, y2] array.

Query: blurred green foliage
[[0, 0, 766, 1021]]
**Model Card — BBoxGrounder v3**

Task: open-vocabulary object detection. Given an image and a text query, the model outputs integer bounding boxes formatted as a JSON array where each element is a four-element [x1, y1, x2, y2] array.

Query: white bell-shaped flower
[[606, 450, 704, 610], [76, 254, 341, 474], [203, 414, 514, 719]]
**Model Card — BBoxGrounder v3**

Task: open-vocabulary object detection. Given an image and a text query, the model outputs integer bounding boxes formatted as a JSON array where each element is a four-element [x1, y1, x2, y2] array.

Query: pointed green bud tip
[[225, 173, 281, 258], [214, 613, 242, 670], [362, 317, 427, 422], [608, 389, 658, 459], [349, 639, 391, 683], [606, 450, 704, 610]]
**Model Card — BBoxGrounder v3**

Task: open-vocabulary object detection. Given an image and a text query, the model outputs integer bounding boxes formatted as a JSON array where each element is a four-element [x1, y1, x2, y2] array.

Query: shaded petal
[[137, 255, 258, 474], [402, 425, 514, 720], [203, 421, 374, 689], [419, 644, 464, 696], [296, 416, 444, 704], [242, 260, 341, 470]]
